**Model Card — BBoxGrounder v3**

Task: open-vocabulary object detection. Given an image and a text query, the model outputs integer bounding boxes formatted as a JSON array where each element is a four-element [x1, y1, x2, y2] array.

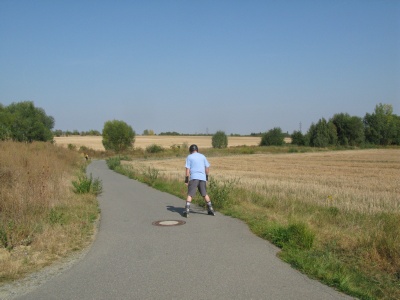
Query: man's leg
[[199, 182, 215, 216], [204, 195, 215, 216], [185, 181, 198, 217], [185, 195, 192, 214]]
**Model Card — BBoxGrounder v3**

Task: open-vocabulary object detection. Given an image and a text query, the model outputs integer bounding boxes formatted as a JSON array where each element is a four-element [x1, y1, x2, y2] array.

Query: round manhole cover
[[152, 220, 186, 226]]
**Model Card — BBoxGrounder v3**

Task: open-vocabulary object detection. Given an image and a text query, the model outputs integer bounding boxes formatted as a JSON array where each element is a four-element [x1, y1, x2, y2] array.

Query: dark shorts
[[188, 180, 207, 197]]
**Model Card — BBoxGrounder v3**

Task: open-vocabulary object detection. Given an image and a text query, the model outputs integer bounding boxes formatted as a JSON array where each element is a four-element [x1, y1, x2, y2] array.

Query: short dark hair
[[189, 144, 198, 153]]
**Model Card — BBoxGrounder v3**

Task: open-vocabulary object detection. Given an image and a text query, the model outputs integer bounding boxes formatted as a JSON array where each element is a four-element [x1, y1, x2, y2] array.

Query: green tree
[[159, 131, 180, 136], [53, 129, 63, 137], [308, 118, 337, 147], [291, 130, 306, 146], [331, 113, 365, 146], [364, 103, 397, 145], [0, 104, 11, 140], [212, 130, 228, 148], [260, 127, 285, 146], [80, 129, 101, 136], [392, 115, 400, 145], [102, 120, 135, 152], [1, 101, 54, 142], [0, 123, 11, 140], [143, 129, 155, 136]]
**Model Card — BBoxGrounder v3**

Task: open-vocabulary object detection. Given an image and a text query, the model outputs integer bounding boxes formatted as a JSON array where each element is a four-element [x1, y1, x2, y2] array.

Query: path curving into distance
[[12, 160, 354, 300]]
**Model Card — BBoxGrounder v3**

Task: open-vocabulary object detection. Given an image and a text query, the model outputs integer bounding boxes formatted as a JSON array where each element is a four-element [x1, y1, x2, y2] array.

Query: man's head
[[189, 144, 198, 153]]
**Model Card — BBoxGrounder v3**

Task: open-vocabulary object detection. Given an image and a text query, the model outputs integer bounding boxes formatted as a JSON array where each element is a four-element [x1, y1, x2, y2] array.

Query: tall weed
[[207, 177, 238, 209], [142, 166, 159, 185], [72, 173, 102, 195], [106, 156, 121, 170]]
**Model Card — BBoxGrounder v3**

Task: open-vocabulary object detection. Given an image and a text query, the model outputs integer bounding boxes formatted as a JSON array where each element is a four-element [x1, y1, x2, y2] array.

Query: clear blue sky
[[1, 0, 399, 135]]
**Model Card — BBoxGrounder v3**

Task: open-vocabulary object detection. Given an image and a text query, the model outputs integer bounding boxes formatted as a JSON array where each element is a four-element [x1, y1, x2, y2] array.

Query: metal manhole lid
[[152, 220, 186, 226]]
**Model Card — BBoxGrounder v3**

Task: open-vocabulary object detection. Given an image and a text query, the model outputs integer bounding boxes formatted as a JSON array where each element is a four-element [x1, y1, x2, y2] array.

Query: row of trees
[[1, 101, 398, 149], [207, 103, 400, 149], [260, 103, 399, 147], [53, 129, 101, 136], [288, 103, 400, 147]]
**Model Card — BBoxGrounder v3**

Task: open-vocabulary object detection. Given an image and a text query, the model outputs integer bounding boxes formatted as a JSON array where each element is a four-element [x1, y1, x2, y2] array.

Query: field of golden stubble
[[129, 149, 400, 214], [54, 136, 263, 150]]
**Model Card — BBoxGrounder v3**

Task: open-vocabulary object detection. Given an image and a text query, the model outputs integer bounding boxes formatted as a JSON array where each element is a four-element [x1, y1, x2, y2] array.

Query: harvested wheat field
[[128, 149, 400, 214], [54, 135, 265, 150]]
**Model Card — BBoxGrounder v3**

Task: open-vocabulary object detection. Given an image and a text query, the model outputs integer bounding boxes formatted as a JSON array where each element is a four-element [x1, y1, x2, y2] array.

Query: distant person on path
[[184, 144, 215, 217]]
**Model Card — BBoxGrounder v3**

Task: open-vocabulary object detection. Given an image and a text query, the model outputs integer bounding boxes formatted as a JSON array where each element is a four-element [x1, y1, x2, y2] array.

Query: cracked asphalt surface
[[6, 160, 355, 300]]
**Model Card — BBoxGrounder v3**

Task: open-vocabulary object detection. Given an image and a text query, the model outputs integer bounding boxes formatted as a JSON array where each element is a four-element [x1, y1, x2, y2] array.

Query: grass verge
[[0, 141, 101, 283]]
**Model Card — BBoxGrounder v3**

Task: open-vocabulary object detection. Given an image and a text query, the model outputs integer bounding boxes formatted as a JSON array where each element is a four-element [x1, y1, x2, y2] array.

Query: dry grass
[[0, 141, 98, 282], [54, 135, 270, 150], [127, 149, 400, 214]]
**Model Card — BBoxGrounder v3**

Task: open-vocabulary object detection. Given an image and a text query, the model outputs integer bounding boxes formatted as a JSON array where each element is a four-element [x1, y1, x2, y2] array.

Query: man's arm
[[185, 168, 190, 184]]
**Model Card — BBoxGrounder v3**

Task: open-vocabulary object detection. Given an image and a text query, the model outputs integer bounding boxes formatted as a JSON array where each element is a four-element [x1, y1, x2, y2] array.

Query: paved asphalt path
[[15, 160, 355, 300]]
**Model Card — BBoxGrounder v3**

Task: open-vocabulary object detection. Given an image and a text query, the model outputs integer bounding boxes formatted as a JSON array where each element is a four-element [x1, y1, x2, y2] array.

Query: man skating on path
[[184, 144, 215, 217]]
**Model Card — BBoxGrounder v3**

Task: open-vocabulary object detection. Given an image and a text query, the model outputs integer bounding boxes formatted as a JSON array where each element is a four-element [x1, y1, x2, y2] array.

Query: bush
[[68, 143, 77, 150], [260, 127, 285, 146], [212, 131, 228, 148], [102, 120, 135, 152], [79, 146, 90, 152], [146, 144, 164, 153]]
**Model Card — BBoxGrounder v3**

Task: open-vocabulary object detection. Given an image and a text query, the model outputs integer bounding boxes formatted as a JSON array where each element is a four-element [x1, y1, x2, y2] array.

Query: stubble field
[[128, 149, 400, 214], [54, 135, 264, 150]]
